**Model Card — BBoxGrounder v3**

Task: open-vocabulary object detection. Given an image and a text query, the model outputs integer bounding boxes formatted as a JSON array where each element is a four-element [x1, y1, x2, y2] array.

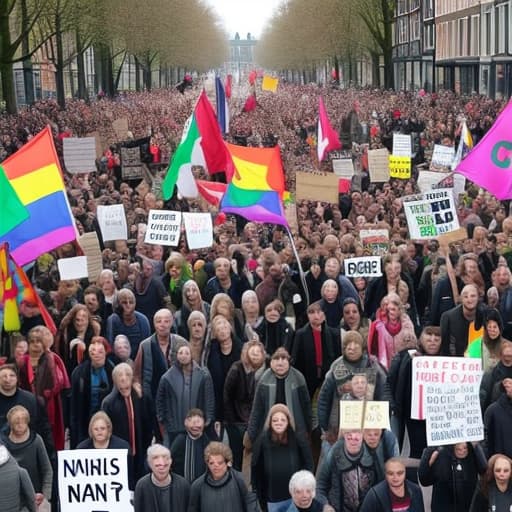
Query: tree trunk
[[381, 0, 394, 89], [0, 6, 17, 114], [55, 7, 66, 109], [76, 31, 88, 101], [21, 0, 34, 104], [135, 57, 141, 91]]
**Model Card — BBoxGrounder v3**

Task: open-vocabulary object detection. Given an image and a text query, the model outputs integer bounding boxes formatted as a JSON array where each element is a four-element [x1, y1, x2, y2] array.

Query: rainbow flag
[[0, 243, 56, 334], [220, 144, 288, 226], [0, 126, 76, 265]]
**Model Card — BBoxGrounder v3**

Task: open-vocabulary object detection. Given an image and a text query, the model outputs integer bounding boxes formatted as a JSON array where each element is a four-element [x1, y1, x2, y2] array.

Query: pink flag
[[317, 97, 341, 162], [455, 100, 512, 199]]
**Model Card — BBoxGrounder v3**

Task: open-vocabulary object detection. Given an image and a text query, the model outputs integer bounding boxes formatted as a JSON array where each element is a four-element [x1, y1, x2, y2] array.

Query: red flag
[[225, 75, 232, 99], [317, 97, 341, 162], [196, 180, 227, 206], [243, 93, 257, 112]]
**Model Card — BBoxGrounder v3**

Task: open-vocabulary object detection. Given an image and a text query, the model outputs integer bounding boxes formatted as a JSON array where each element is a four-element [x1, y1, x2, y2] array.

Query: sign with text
[[63, 138, 97, 174], [389, 156, 411, 179], [144, 209, 182, 246], [183, 212, 213, 249], [332, 158, 354, 178], [58, 449, 132, 512], [368, 148, 390, 182], [97, 204, 128, 241], [295, 171, 339, 204], [392, 133, 412, 157], [404, 189, 459, 239], [417, 170, 447, 193], [360, 229, 389, 257], [430, 144, 455, 172], [339, 401, 390, 430], [344, 256, 382, 278], [410, 356, 483, 446], [120, 147, 143, 179]]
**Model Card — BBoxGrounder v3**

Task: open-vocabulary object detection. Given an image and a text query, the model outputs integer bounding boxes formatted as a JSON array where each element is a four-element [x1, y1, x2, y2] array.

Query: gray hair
[[289, 470, 316, 495], [113, 335, 130, 348], [187, 310, 207, 329], [112, 362, 133, 383], [147, 443, 171, 464]]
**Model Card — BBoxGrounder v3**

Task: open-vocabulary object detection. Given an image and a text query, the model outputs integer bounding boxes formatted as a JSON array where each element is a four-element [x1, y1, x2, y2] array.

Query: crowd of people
[[1, 81, 512, 511]]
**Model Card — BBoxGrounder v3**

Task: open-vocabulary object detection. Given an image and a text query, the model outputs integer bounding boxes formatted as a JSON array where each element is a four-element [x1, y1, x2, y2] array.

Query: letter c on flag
[[491, 140, 512, 168]]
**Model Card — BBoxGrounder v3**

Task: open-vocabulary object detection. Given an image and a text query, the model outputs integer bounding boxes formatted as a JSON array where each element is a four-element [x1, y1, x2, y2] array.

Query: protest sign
[[360, 229, 389, 256], [261, 75, 279, 92], [368, 148, 390, 182], [57, 256, 89, 280], [63, 138, 97, 174], [284, 203, 299, 232], [77, 232, 103, 282], [430, 144, 455, 172], [417, 170, 447, 193], [344, 256, 382, 278], [58, 449, 132, 512], [404, 189, 459, 239], [112, 118, 129, 140], [438, 227, 468, 246], [144, 209, 182, 246], [339, 401, 390, 430], [183, 212, 213, 249], [410, 356, 483, 446], [120, 147, 143, 179], [392, 133, 412, 157], [389, 156, 411, 179], [295, 171, 339, 204], [97, 204, 128, 241], [332, 158, 354, 178]]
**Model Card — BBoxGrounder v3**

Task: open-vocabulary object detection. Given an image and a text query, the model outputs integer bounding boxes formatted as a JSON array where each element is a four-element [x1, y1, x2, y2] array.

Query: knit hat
[[485, 308, 504, 333], [263, 403, 295, 432]]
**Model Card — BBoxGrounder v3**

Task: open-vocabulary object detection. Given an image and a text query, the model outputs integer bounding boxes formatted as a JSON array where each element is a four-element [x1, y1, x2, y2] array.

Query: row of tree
[[254, 0, 394, 89], [0, 0, 229, 114]]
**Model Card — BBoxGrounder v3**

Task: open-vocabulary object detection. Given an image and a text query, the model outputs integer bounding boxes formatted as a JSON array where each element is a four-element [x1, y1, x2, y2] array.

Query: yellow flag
[[262, 76, 279, 93]]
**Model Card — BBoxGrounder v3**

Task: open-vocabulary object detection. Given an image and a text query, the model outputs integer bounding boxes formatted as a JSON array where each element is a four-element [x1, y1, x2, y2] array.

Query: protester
[[286, 470, 325, 512]]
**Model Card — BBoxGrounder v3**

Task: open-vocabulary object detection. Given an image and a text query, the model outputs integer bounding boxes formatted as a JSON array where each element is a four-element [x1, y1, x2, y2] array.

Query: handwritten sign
[[63, 138, 97, 174], [404, 189, 459, 239], [410, 357, 483, 446], [360, 229, 389, 256], [183, 212, 213, 249], [389, 156, 411, 179], [392, 133, 412, 157], [332, 158, 354, 178], [368, 148, 390, 182], [344, 256, 382, 278], [144, 209, 182, 246], [417, 170, 447, 193], [339, 401, 390, 430], [430, 144, 455, 172], [295, 171, 339, 204], [58, 449, 132, 512], [97, 204, 128, 241]]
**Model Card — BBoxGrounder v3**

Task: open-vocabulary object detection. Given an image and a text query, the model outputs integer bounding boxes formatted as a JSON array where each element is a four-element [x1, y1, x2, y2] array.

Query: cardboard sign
[[344, 256, 382, 278], [285, 203, 299, 232], [295, 171, 339, 204], [183, 212, 213, 250], [368, 148, 390, 182], [77, 232, 103, 282], [389, 156, 411, 179], [332, 158, 354, 178], [430, 144, 455, 172], [121, 147, 143, 180], [97, 204, 128, 241], [437, 227, 468, 245], [63, 138, 97, 174], [112, 118, 129, 140], [410, 357, 483, 446], [339, 401, 390, 430], [392, 133, 412, 157], [57, 256, 89, 280], [404, 189, 459, 239], [58, 449, 131, 512], [360, 229, 389, 256], [144, 209, 182, 246]]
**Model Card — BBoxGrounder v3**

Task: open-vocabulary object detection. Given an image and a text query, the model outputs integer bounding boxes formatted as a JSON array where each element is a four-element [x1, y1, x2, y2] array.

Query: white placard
[[144, 209, 182, 246], [58, 449, 132, 512], [339, 401, 390, 430], [431, 144, 455, 169], [63, 137, 97, 174], [392, 133, 412, 157], [410, 357, 483, 446], [97, 204, 128, 241], [183, 212, 213, 250], [57, 256, 89, 280], [332, 158, 354, 178], [417, 170, 446, 193], [368, 148, 390, 182], [344, 256, 382, 278], [403, 189, 459, 240]]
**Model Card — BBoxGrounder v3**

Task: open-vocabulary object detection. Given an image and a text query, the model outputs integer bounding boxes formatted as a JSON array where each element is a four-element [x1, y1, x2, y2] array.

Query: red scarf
[[384, 318, 402, 336]]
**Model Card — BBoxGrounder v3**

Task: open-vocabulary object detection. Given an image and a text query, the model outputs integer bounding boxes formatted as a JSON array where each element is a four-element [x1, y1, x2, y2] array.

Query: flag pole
[[285, 226, 310, 307]]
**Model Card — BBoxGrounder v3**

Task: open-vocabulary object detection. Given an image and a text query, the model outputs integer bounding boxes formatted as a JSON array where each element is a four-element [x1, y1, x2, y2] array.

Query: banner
[[389, 156, 411, 179], [410, 356, 483, 446], [368, 148, 390, 182], [404, 189, 459, 239], [97, 204, 128, 241], [332, 158, 354, 178], [63, 138, 97, 174], [295, 171, 339, 204], [144, 209, 182, 246], [344, 256, 382, 278], [430, 144, 455, 172], [58, 449, 131, 512], [339, 401, 390, 430], [360, 229, 389, 256], [183, 212, 213, 249], [392, 133, 412, 157], [121, 147, 143, 179]]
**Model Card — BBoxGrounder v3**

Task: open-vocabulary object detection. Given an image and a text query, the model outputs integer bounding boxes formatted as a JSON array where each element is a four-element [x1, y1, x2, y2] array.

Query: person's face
[[386, 302, 400, 322], [353, 277, 366, 291], [115, 370, 132, 394], [308, 308, 325, 329], [385, 261, 401, 281], [91, 419, 110, 444], [216, 302, 231, 319], [114, 339, 131, 361], [363, 429, 382, 449], [501, 347, 512, 366], [154, 312, 172, 337], [169, 265, 181, 280], [177, 346, 192, 366], [28, 337, 44, 358], [89, 344, 106, 367], [487, 320, 501, 340], [454, 443, 469, 459], [207, 454, 228, 480], [184, 415, 205, 438], [322, 282, 338, 302], [344, 341, 363, 362], [120, 294, 136, 315], [496, 267, 510, 287], [243, 294, 260, 316], [101, 275, 115, 293], [9, 411, 29, 437], [84, 293, 99, 314], [461, 288, 479, 311], [214, 318, 231, 342], [494, 457, 512, 487], [291, 486, 314, 509], [74, 309, 89, 331], [421, 333, 441, 355], [189, 320, 205, 340], [503, 378, 512, 398], [265, 305, 281, 323], [324, 258, 340, 278], [269, 260, 283, 279], [343, 303, 360, 327], [343, 431, 363, 455], [271, 411, 288, 435], [271, 355, 290, 377], [247, 346, 265, 367], [151, 454, 172, 482], [0, 369, 18, 394], [14, 341, 28, 359], [142, 261, 153, 278], [386, 461, 406, 490], [215, 260, 231, 280], [185, 284, 200, 303], [351, 375, 368, 399], [464, 260, 479, 280]]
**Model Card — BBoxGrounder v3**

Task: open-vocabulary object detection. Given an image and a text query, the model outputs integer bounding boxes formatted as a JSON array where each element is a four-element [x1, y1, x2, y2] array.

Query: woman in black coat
[[251, 404, 313, 512], [255, 299, 294, 355]]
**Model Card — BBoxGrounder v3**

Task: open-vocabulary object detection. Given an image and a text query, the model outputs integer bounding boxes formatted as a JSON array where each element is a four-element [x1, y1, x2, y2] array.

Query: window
[[424, 24, 435, 50], [398, 17, 408, 44], [470, 15, 480, 56], [423, 0, 434, 19], [410, 11, 420, 41]]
